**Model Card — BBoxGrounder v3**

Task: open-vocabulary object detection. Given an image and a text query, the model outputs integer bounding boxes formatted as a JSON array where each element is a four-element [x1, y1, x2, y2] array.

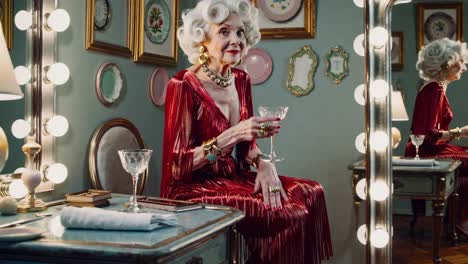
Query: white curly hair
[[416, 38, 468, 81], [177, 0, 261, 64]]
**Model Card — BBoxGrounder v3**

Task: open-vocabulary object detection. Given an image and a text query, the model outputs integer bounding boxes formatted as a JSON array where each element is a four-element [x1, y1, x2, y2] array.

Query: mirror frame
[[325, 46, 349, 84], [286, 45, 318, 97]]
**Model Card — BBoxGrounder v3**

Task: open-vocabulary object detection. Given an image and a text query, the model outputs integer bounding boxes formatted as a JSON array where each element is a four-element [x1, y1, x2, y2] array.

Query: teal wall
[[392, 0, 468, 215], [0, 0, 380, 263]]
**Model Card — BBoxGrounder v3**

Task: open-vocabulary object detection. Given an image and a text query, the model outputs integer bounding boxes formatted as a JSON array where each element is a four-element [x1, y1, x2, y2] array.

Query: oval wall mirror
[[95, 62, 123, 107]]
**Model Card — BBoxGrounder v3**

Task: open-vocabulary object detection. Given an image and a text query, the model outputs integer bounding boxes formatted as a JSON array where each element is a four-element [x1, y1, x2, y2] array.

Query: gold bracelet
[[202, 137, 219, 164], [449, 127, 462, 141]]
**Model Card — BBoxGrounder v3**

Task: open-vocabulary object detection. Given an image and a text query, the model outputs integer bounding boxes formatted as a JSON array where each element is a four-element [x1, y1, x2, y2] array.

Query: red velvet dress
[[161, 69, 332, 264], [405, 81, 468, 235]]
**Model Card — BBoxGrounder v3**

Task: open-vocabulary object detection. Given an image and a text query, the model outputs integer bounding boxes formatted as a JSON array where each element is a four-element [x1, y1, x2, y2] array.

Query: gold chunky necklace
[[202, 63, 232, 88]]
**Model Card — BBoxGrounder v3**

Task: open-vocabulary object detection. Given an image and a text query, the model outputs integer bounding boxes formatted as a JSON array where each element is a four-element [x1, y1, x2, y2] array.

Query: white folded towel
[[60, 207, 176, 231], [392, 157, 439, 166]]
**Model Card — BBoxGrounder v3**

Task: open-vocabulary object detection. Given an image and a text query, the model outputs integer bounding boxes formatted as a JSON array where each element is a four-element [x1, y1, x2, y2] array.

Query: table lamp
[[391, 90, 409, 148]]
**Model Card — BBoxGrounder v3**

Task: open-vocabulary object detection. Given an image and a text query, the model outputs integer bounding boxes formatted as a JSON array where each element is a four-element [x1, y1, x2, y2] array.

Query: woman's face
[[203, 13, 247, 68], [446, 60, 467, 82]]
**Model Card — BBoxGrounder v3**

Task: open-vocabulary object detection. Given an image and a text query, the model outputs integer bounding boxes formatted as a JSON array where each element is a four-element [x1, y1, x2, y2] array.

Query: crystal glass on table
[[410, 134, 425, 160], [258, 106, 289, 163], [118, 149, 153, 213]]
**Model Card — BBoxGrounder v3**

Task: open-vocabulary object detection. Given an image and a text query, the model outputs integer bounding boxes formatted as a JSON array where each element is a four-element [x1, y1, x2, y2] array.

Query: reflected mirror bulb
[[370, 180, 390, 201], [46, 63, 70, 85], [353, 0, 364, 8], [355, 132, 366, 154], [14, 66, 31, 85], [45, 115, 69, 137], [47, 9, 70, 32], [354, 84, 365, 106], [371, 229, 390, 248], [357, 224, 367, 245], [356, 179, 366, 200], [370, 79, 389, 99], [14, 10, 32, 31], [9, 179, 28, 199], [369, 27, 389, 47], [45, 163, 68, 184], [371, 131, 389, 152], [11, 119, 31, 139], [353, 34, 365, 56]]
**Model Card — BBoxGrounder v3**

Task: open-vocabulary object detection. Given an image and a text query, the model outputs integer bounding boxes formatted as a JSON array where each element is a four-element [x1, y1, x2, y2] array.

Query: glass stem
[[415, 146, 419, 159], [132, 175, 138, 207], [270, 135, 275, 162]]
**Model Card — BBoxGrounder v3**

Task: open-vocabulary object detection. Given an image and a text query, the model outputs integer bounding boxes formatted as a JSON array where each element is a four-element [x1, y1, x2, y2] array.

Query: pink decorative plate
[[149, 68, 169, 106], [257, 0, 302, 22], [237, 48, 273, 85]]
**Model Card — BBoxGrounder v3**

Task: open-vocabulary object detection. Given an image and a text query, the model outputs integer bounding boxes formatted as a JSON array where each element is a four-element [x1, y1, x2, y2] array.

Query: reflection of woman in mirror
[[160, 1, 332, 263], [406, 38, 468, 235]]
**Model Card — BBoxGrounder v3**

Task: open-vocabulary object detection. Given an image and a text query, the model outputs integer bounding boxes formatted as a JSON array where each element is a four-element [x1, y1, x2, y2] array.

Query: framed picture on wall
[[252, 0, 316, 39], [85, 0, 134, 57], [133, 0, 178, 66], [391, 32, 403, 71], [417, 3, 463, 50], [0, 0, 13, 49]]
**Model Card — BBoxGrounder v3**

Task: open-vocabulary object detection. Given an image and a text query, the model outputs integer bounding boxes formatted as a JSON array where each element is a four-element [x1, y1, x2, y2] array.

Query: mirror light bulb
[[370, 79, 389, 99], [353, 0, 364, 8], [14, 10, 32, 31], [46, 115, 69, 137], [46, 63, 70, 85], [354, 84, 365, 106], [11, 119, 31, 139], [356, 179, 366, 200], [371, 131, 389, 152], [353, 34, 365, 56], [47, 9, 70, 32], [355, 132, 366, 154], [371, 229, 390, 248], [14, 66, 31, 85], [357, 224, 367, 245], [369, 27, 389, 47], [46, 163, 68, 184], [370, 180, 390, 201], [9, 179, 28, 199]]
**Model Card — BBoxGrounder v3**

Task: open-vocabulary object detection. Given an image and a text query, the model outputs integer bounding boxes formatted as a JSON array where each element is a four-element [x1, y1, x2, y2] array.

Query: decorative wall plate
[[94, 0, 111, 31], [149, 67, 169, 106], [95, 62, 123, 107], [257, 0, 302, 22], [144, 0, 171, 44], [88, 118, 148, 195], [424, 12, 456, 41], [237, 48, 273, 85], [287, 45, 318, 97], [325, 46, 349, 84]]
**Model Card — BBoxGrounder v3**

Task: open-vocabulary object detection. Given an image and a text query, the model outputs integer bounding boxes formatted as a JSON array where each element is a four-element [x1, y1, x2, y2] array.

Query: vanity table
[[349, 159, 461, 264], [0, 194, 245, 264]]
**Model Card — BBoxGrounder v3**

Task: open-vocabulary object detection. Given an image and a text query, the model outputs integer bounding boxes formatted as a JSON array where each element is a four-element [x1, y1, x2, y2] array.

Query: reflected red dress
[[405, 81, 468, 235], [161, 69, 332, 264]]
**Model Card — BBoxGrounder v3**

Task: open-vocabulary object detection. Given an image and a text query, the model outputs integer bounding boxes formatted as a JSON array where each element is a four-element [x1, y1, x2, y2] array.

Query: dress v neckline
[[185, 70, 243, 128]]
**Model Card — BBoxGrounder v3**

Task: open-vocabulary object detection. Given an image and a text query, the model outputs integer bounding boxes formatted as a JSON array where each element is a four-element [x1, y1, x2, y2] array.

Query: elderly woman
[[161, 0, 332, 263], [405, 37, 468, 235]]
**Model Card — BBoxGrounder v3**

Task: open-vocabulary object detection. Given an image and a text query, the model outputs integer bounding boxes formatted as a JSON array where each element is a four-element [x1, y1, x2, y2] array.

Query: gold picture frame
[[252, 0, 315, 39], [391, 32, 403, 71], [417, 3, 463, 50], [133, 0, 179, 65], [0, 0, 13, 49], [85, 0, 134, 57]]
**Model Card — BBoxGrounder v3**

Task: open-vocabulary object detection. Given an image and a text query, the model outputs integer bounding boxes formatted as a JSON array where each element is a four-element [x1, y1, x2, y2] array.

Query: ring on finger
[[258, 128, 267, 136], [269, 185, 280, 193]]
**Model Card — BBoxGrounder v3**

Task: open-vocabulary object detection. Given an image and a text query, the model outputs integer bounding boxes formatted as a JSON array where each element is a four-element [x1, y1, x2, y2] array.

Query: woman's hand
[[461, 125, 468, 137], [252, 160, 288, 211]]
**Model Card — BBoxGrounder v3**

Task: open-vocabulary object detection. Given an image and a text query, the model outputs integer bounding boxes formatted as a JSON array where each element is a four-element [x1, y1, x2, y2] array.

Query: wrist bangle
[[449, 127, 462, 141], [202, 137, 220, 164]]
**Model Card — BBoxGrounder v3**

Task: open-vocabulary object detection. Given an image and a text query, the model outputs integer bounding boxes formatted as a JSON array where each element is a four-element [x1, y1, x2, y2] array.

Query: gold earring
[[198, 46, 209, 65]]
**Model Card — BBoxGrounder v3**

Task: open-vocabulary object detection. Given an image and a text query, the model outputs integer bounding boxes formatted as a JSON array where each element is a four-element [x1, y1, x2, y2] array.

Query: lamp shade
[[391, 91, 408, 121], [0, 22, 24, 101]]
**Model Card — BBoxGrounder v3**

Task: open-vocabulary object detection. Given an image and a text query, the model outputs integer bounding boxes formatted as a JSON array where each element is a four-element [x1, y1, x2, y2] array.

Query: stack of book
[[66, 189, 112, 207], [137, 196, 203, 212]]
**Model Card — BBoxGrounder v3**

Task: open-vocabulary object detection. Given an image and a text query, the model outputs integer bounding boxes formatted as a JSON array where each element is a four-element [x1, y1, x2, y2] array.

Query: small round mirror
[[95, 62, 123, 107]]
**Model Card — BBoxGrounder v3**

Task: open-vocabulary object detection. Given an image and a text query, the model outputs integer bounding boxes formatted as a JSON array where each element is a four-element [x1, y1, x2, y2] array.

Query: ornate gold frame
[[391, 32, 403, 71], [287, 45, 318, 97], [88, 118, 148, 195], [325, 46, 349, 84], [417, 2, 463, 50], [133, 0, 179, 65], [1, 0, 12, 49], [252, 0, 315, 39], [85, 0, 134, 57]]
